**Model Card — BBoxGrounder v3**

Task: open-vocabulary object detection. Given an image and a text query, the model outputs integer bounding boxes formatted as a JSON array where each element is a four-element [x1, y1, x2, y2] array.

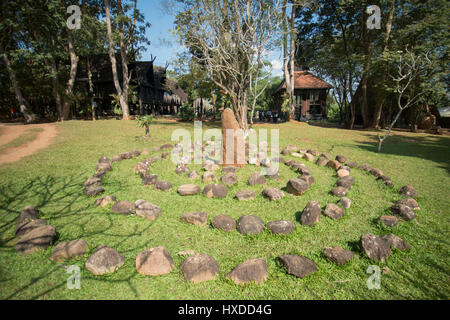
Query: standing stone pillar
[[222, 108, 245, 167]]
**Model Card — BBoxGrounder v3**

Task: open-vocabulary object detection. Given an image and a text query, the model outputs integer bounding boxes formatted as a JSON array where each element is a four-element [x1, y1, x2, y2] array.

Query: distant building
[[76, 54, 186, 116], [273, 69, 333, 121]]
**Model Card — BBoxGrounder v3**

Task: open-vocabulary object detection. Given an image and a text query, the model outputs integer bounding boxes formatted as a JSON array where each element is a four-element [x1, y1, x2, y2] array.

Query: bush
[[178, 102, 195, 121]]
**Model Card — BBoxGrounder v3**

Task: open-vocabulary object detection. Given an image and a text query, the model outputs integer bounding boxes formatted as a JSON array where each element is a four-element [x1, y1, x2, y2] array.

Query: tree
[[175, 0, 281, 133], [377, 50, 432, 153]]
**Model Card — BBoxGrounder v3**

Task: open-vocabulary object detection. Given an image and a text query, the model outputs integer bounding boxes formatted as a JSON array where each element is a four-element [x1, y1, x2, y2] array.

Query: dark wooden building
[[273, 70, 333, 121], [77, 55, 186, 116]]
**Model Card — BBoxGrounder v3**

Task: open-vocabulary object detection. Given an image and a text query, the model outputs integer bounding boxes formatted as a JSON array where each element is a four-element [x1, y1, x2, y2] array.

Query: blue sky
[[137, 0, 283, 76]]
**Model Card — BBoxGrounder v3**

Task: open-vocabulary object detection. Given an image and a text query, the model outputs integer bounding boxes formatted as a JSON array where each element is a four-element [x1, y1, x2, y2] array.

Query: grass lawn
[[0, 119, 449, 300]]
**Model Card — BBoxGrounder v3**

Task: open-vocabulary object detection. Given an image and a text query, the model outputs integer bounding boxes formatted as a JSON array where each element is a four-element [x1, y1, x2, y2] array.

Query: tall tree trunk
[[117, 0, 130, 120], [361, 3, 371, 128], [1, 52, 35, 122], [289, 1, 296, 119], [104, 0, 129, 120], [371, 0, 395, 129], [87, 57, 96, 121], [61, 29, 79, 121], [282, 0, 293, 121], [50, 58, 64, 121]]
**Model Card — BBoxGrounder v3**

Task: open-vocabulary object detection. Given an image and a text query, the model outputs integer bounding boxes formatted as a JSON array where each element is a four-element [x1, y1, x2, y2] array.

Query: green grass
[[0, 128, 43, 154], [0, 119, 449, 300]]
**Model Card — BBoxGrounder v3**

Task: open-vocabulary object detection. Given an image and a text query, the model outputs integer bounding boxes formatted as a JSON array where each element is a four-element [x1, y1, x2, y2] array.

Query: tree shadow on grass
[[353, 133, 450, 174], [0, 174, 160, 299]]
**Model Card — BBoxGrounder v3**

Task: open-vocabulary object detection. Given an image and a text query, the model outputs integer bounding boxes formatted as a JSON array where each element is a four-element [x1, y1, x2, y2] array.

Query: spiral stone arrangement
[[13, 141, 419, 286]]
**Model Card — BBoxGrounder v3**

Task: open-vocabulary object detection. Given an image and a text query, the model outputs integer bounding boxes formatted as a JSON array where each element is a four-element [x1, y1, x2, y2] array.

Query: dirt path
[[0, 123, 58, 166]]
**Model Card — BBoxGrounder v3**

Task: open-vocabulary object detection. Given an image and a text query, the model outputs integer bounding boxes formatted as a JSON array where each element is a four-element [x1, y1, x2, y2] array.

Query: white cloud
[[271, 59, 282, 71]]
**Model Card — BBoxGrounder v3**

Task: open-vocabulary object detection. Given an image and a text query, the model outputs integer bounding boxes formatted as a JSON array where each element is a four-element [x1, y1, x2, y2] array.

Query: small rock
[[203, 162, 220, 172], [16, 225, 56, 254], [360, 234, 391, 263], [227, 258, 268, 285], [50, 239, 89, 262], [134, 162, 149, 175], [316, 157, 328, 166], [337, 169, 350, 178], [248, 172, 266, 186], [370, 168, 384, 178], [382, 234, 411, 251], [221, 173, 238, 186], [203, 171, 218, 183], [332, 187, 348, 197], [181, 212, 207, 226], [390, 204, 415, 221], [335, 155, 347, 163], [384, 180, 394, 187], [187, 171, 200, 180], [85, 245, 125, 275], [17, 206, 40, 229], [323, 247, 354, 265], [135, 200, 162, 221], [181, 254, 220, 283], [175, 165, 189, 175], [267, 220, 295, 235], [203, 184, 228, 199], [111, 155, 122, 162], [96, 162, 112, 172], [320, 153, 331, 160], [84, 177, 102, 187], [262, 188, 284, 201], [160, 144, 173, 150], [327, 160, 341, 170], [380, 215, 399, 227], [307, 149, 320, 156], [142, 174, 158, 185], [235, 190, 255, 201], [304, 153, 314, 162], [212, 214, 236, 232], [136, 246, 174, 276], [324, 203, 345, 220], [291, 152, 303, 159], [301, 201, 321, 226], [84, 186, 105, 197], [286, 178, 309, 196], [278, 255, 318, 278], [111, 200, 135, 215], [338, 197, 352, 209], [222, 167, 238, 174], [15, 219, 47, 238], [347, 162, 358, 168], [299, 174, 315, 187], [178, 184, 201, 196], [399, 185, 418, 198], [237, 215, 265, 235], [155, 180, 172, 191], [95, 195, 116, 208], [358, 163, 372, 171], [336, 176, 355, 189], [395, 198, 420, 210]]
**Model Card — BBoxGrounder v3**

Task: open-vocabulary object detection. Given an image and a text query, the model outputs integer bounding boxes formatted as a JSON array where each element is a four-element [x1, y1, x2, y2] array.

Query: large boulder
[[136, 246, 174, 276], [212, 214, 236, 232], [178, 184, 201, 196], [262, 188, 284, 201], [267, 220, 295, 235], [237, 215, 265, 235], [15, 225, 56, 254], [203, 184, 228, 199], [360, 234, 391, 263], [301, 201, 321, 226], [50, 239, 89, 262], [336, 176, 355, 189], [382, 234, 411, 251], [180, 254, 220, 283], [181, 212, 207, 226], [278, 255, 317, 278], [135, 200, 162, 221], [111, 201, 135, 215], [85, 245, 125, 275], [323, 247, 354, 265], [286, 178, 309, 196], [227, 258, 268, 285]]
